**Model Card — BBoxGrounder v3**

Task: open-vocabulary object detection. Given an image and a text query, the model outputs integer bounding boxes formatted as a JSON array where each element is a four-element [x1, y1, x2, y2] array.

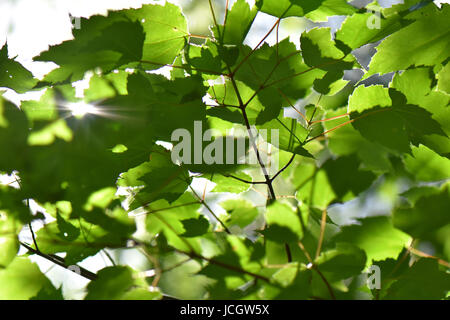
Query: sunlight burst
[[67, 102, 98, 117]]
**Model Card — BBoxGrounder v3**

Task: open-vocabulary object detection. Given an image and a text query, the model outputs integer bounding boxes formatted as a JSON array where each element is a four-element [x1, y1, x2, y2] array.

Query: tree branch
[[20, 241, 98, 281]]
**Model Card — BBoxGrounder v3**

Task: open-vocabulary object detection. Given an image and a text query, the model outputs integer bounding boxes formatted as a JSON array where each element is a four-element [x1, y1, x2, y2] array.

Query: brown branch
[[20, 241, 98, 281]]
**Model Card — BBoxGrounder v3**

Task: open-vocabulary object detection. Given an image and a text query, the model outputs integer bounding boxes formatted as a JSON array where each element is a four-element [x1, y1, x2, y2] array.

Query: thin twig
[[231, 4, 293, 76], [305, 119, 355, 144], [271, 154, 296, 182], [102, 249, 116, 266], [189, 185, 231, 234], [132, 201, 199, 217], [20, 241, 98, 281], [408, 247, 450, 268], [223, 174, 266, 185], [175, 248, 271, 282], [310, 113, 349, 124]]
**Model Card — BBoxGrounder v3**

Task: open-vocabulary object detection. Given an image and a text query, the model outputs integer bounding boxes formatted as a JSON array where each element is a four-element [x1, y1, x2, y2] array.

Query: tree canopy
[[0, 0, 449, 300]]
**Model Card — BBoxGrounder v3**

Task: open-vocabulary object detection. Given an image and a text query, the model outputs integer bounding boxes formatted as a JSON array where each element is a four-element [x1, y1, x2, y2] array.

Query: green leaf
[[121, 288, 162, 300], [313, 69, 348, 95], [35, 215, 127, 265], [221, 199, 259, 228], [393, 183, 450, 239], [0, 185, 32, 223], [366, 5, 450, 76], [384, 259, 450, 300], [351, 89, 447, 154], [84, 71, 128, 102], [0, 44, 37, 93], [334, 216, 411, 265], [294, 160, 336, 209], [325, 108, 392, 172], [436, 62, 450, 94], [265, 201, 303, 241], [293, 154, 376, 208], [381, 0, 427, 17], [315, 243, 366, 281], [56, 212, 80, 242], [257, 112, 312, 157], [35, 18, 145, 84], [234, 39, 325, 102], [270, 266, 311, 299], [404, 144, 450, 182], [336, 12, 404, 50], [181, 215, 210, 237], [0, 257, 55, 299], [321, 154, 377, 201], [256, 0, 354, 19], [255, 0, 308, 18], [2, 0, 449, 301], [390, 67, 450, 157], [391, 67, 433, 103], [261, 225, 299, 243], [300, 27, 354, 72], [27, 119, 73, 146], [21, 89, 58, 122], [121, 3, 188, 65], [121, 146, 191, 209], [215, 0, 257, 45], [304, 0, 357, 22], [211, 172, 252, 193], [85, 266, 134, 300], [348, 85, 392, 113], [35, 3, 188, 84], [0, 212, 20, 268], [145, 193, 201, 252], [0, 97, 29, 173], [31, 285, 64, 300], [105, 72, 207, 141]]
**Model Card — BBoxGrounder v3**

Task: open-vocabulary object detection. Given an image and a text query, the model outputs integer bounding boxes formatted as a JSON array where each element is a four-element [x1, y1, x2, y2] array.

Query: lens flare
[[67, 102, 98, 117]]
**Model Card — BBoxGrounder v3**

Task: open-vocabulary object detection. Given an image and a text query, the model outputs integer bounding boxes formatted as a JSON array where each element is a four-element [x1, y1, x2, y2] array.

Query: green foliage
[[0, 0, 449, 301], [0, 44, 37, 93], [365, 5, 450, 77]]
